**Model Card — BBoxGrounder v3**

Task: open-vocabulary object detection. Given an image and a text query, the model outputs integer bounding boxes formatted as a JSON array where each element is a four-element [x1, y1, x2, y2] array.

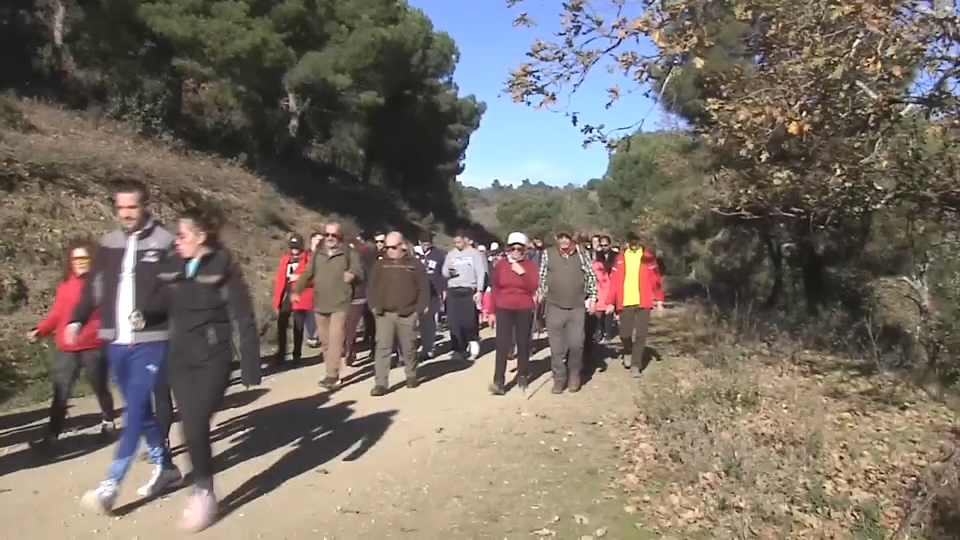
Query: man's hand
[[511, 262, 525, 275], [25, 329, 38, 342], [473, 292, 481, 305], [585, 298, 596, 313], [63, 323, 80, 347], [343, 270, 355, 283], [486, 313, 495, 329], [605, 305, 615, 315]]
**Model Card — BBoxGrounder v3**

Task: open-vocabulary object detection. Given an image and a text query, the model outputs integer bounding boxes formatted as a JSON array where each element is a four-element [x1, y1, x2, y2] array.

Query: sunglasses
[[509, 245, 525, 251], [323, 233, 340, 239], [374, 239, 385, 243]]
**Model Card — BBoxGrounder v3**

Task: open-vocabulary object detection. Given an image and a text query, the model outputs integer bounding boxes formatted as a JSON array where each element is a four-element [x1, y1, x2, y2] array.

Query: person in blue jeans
[[65, 180, 181, 514]]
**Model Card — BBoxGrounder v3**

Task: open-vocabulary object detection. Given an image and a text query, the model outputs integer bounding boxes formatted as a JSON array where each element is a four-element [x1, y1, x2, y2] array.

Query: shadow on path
[[213, 393, 395, 517]]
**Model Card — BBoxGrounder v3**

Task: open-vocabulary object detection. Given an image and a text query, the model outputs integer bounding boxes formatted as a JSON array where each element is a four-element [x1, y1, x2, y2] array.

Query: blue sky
[[407, 0, 661, 188]]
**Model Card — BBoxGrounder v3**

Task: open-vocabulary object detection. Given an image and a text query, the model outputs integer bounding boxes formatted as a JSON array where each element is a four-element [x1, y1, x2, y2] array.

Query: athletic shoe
[[179, 489, 218, 532], [81, 480, 118, 514], [136, 464, 183, 497], [468, 341, 480, 359]]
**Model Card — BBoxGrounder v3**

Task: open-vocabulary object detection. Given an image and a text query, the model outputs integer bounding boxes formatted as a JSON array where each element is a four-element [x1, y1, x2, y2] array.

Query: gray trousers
[[373, 311, 418, 388], [545, 304, 586, 383]]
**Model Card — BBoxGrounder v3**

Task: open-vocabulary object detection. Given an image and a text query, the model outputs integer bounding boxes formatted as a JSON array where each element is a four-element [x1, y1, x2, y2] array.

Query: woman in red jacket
[[488, 232, 539, 395], [26, 239, 116, 451]]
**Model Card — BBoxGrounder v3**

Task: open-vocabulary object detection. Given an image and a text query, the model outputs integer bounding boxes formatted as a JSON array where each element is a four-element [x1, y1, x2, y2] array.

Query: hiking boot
[[552, 380, 566, 394], [179, 489, 218, 532], [81, 480, 118, 515], [406, 375, 419, 389], [568, 376, 582, 393], [137, 464, 183, 497], [370, 385, 388, 397], [318, 376, 340, 390], [489, 382, 506, 396]]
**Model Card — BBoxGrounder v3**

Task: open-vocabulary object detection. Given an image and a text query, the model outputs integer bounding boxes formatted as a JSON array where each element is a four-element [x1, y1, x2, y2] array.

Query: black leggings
[[493, 308, 533, 386], [154, 359, 174, 444], [171, 357, 231, 492], [47, 348, 115, 437]]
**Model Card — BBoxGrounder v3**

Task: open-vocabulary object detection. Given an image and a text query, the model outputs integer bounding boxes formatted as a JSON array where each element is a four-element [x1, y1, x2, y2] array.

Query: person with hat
[[271, 233, 312, 367], [487, 232, 538, 395], [538, 225, 598, 393]]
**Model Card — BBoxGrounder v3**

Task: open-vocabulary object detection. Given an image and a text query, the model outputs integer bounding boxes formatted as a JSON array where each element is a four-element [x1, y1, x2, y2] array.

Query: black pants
[[277, 309, 306, 361], [418, 297, 441, 356], [446, 287, 477, 358], [619, 306, 651, 371], [170, 356, 231, 492], [154, 359, 174, 444], [493, 308, 533, 386], [47, 348, 115, 437], [583, 313, 603, 373]]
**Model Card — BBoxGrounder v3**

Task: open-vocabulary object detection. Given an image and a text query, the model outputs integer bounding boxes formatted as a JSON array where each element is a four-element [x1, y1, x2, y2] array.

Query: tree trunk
[[51, 0, 66, 92], [762, 227, 783, 309]]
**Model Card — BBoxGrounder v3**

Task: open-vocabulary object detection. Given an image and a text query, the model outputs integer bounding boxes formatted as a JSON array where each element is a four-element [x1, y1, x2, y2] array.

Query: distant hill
[[463, 179, 601, 236]]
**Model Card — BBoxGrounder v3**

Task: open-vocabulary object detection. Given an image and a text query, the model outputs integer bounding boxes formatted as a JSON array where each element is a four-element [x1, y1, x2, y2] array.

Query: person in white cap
[[487, 232, 538, 394]]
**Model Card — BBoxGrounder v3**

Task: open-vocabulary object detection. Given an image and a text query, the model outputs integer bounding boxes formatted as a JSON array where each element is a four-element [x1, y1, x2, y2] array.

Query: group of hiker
[[21, 180, 664, 533]]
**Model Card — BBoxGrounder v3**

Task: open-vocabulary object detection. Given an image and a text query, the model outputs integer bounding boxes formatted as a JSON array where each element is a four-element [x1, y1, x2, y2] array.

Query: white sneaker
[[468, 341, 480, 359], [81, 480, 118, 514], [137, 465, 183, 497]]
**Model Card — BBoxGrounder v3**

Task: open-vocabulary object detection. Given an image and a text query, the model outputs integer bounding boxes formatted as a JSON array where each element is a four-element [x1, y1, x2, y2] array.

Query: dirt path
[[0, 327, 648, 539]]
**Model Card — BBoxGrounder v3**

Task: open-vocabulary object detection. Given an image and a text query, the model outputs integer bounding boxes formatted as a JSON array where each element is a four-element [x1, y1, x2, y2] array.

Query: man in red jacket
[[272, 234, 313, 367], [605, 232, 665, 377]]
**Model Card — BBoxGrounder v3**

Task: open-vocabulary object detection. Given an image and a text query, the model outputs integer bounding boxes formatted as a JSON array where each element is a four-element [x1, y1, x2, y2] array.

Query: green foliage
[[2, 0, 484, 228], [496, 195, 565, 240]]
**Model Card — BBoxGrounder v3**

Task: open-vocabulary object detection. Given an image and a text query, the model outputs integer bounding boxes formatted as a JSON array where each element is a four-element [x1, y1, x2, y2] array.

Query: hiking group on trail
[[20, 180, 665, 533]]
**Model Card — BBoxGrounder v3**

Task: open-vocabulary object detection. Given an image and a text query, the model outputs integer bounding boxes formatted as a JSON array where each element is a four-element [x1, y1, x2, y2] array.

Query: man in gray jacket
[[441, 230, 487, 362]]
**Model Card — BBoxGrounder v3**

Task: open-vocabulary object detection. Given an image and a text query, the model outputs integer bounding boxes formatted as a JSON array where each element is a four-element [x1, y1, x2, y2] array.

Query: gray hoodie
[[442, 247, 487, 292]]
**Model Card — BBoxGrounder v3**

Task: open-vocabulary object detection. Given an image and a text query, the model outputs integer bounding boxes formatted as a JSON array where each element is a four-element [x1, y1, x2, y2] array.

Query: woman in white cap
[[487, 232, 538, 394]]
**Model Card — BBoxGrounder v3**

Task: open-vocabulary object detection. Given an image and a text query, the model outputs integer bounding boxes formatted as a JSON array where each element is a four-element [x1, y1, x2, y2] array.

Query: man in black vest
[[537, 227, 598, 394]]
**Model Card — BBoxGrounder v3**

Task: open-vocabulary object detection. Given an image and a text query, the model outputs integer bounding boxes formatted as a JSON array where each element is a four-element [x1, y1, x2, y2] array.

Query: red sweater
[[35, 274, 102, 351], [491, 258, 539, 310]]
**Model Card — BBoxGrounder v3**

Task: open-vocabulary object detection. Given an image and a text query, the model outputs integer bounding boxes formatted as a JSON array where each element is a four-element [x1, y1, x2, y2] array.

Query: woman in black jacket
[[145, 206, 261, 532]]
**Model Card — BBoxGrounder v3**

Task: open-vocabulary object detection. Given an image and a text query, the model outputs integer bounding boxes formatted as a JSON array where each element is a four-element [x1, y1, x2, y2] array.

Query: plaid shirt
[[538, 246, 598, 301]]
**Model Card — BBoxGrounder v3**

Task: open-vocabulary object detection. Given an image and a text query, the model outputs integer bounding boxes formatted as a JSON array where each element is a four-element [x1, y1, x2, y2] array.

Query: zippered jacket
[[69, 218, 174, 343]]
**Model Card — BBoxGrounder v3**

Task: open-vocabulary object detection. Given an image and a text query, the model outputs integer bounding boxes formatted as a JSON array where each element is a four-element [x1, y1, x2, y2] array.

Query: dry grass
[[610, 305, 958, 539], [0, 99, 336, 403]]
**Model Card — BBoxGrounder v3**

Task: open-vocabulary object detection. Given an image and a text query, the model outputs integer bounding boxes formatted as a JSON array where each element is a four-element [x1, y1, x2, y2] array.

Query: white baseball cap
[[490, 241, 499, 251], [507, 232, 528, 246]]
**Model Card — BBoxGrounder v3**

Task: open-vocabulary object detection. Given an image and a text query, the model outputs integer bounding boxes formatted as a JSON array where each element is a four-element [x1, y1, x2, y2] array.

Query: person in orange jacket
[[604, 232, 664, 377], [271, 234, 313, 367]]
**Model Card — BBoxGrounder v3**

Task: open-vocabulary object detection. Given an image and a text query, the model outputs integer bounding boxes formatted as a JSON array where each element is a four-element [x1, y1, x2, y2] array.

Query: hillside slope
[[0, 99, 437, 402]]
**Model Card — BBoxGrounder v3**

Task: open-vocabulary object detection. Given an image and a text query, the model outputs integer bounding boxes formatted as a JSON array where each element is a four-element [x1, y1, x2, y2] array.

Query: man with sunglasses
[[291, 222, 364, 389], [367, 231, 430, 395], [538, 226, 598, 393]]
